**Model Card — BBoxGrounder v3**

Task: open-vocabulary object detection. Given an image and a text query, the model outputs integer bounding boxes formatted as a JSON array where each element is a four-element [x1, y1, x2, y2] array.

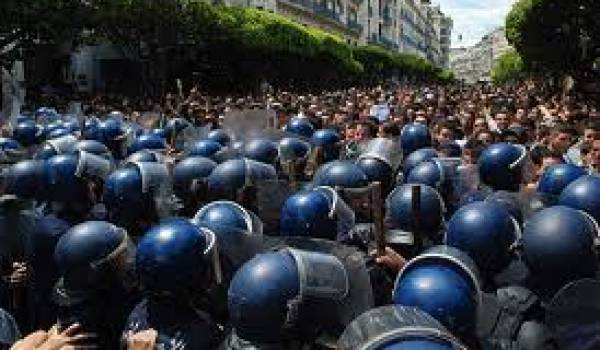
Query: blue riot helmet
[[43, 121, 66, 139], [103, 162, 175, 232], [393, 246, 482, 340], [53, 220, 135, 347], [97, 118, 127, 159], [3, 160, 46, 200], [150, 128, 167, 140], [16, 115, 30, 124], [243, 138, 279, 165], [311, 129, 341, 162], [54, 221, 133, 294], [386, 184, 446, 246], [63, 118, 80, 133], [0, 138, 24, 163], [72, 140, 112, 160], [278, 137, 311, 178], [522, 206, 598, 295], [537, 164, 587, 206], [97, 117, 123, 141], [478, 143, 528, 192], [228, 248, 349, 344], [173, 157, 217, 208], [207, 129, 231, 146], [280, 188, 338, 240], [286, 118, 315, 138], [400, 123, 432, 156], [278, 137, 310, 162], [207, 158, 276, 197], [13, 121, 42, 146], [445, 202, 519, 275], [558, 175, 600, 223], [165, 118, 189, 139], [128, 134, 167, 155], [337, 306, 467, 350], [406, 159, 444, 189], [403, 148, 438, 175], [137, 218, 219, 296], [313, 160, 369, 188], [356, 138, 400, 193], [35, 135, 78, 160], [44, 151, 113, 206], [126, 150, 164, 163], [82, 117, 100, 140], [46, 127, 71, 140], [188, 140, 223, 160], [0, 138, 20, 152], [193, 201, 263, 272]]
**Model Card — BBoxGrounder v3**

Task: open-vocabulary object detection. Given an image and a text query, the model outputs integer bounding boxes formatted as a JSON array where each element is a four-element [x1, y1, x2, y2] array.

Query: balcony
[[281, 0, 345, 25], [379, 35, 398, 49], [347, 20, 363, 33], [313, 5, 342, 23]]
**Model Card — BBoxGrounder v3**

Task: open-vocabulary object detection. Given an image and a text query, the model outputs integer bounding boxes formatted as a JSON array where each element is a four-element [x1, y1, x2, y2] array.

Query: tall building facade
[[223, 0, 452, 67], [450, 27, 512, 83]]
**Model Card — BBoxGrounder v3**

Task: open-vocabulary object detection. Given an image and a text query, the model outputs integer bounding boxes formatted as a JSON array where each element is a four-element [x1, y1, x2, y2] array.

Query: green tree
[[506, 0, 600, 75], [491, 49, 525, 85], [0, 0, 89, 71]]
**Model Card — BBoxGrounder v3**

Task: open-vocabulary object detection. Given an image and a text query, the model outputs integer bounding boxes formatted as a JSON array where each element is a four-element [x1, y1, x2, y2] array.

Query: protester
[[1, 80, 598, 350]]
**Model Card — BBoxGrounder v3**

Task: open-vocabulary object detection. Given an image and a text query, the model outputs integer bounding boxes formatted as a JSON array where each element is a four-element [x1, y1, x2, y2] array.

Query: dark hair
[[380, 121, 400, 137], [464, 138, 485, 158], [553, 123, 577, 136], [530, 145, 563, 166], [584, 120, 600, 133]]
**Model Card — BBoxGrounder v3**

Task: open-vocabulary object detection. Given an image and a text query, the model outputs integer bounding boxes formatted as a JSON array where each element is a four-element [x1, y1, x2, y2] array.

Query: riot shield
[[395, 245, 484, 310], [129, 162, 180, 219], [546, 278, 600, 350], [46, 135, 78, 155], [193, 201, 264, 271], [264, 236, 374, 335], [357, 138, 402, 171], [222, 109, 276, 142], [176, 124, 211, 153], [254, 179, 302, 235], [75, 151, 114, 181], [338, 305, 466, 350], [314, 186, 356, 242], [284, 248, 349, 301]]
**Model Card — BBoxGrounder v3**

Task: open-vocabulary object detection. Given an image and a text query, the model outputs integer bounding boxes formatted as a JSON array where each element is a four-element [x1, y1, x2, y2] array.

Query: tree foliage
[[491, 49, 525, 85], [506, 0, 600, 74], [0, 0, 453, 92]]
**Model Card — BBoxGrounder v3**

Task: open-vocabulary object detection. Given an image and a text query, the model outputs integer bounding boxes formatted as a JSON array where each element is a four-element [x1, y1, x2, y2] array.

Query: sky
[[435, 0, 517, 48]]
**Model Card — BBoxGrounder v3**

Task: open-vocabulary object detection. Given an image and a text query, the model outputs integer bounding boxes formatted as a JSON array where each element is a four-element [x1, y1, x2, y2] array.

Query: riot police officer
[[123, 218, 223, 349], [53, 221, 138, 348]]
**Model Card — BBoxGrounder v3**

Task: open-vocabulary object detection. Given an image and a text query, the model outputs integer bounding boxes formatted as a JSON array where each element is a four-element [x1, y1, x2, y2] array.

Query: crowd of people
[[0, 80, 598, 349]]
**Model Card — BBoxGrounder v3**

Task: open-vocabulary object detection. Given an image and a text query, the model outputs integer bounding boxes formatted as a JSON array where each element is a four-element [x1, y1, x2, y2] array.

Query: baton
[[372, 182, 386, 257], [411, 185, 423, 253]]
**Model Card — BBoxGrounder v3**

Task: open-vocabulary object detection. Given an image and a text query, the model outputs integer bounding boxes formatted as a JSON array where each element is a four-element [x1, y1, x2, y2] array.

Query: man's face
[[437, 128, 453, 143], [463, 148, 476, 165], [473, 118, 487, 134], [495, 113, 509, 131], [552, 132, 572, 153], [588, 140, 600, 171], [584, 128, 599, 144], [477, 132, 493, 146], [355, 125, 370, 141]]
